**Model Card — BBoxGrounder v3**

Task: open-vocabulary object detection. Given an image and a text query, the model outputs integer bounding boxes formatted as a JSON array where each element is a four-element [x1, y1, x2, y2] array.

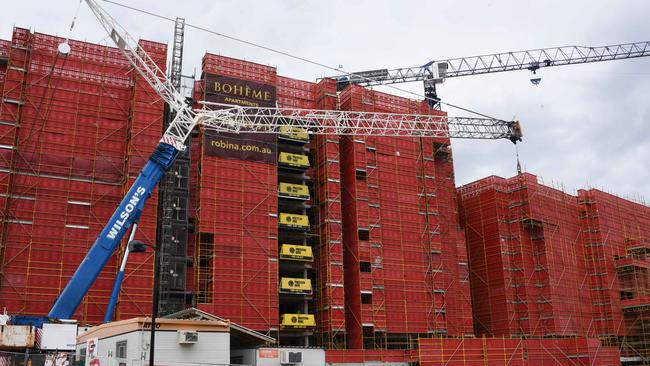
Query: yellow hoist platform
[[279, 213, 309, 230], [278, 182, 310, 200], [280, 314, 316, 329], [279, 126, 309, 142], [280, 277, 312, 294], [279, 152, 310, 168], [279, 244, 313, 262]]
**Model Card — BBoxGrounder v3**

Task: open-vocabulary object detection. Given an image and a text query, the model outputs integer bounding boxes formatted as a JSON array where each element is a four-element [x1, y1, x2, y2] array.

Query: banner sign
[[203, 129, 276, 164], [349, 69, 389, 83], [202, 74, 277, 164], [204, 74, 276, 108]]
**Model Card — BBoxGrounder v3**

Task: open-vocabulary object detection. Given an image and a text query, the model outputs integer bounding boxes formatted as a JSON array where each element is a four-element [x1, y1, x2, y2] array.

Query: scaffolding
[[156, 16, 192, 316], [193, 144, 278, 332], [276, 75, 317, 347], [313, 78, 347, 350], [8, 25, 650, 365], [459, 173, 592, 337], [458, 173, 650, 364], [333, 86, 473, 351], [417, 336, 620, 365], [578, 188, 650, 363], [193, 54, 279, 334], [0, 28, 164, 323]]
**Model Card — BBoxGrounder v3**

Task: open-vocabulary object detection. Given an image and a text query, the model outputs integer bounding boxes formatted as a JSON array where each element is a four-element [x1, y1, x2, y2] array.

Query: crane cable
[[515, 144, 522, 175], [98, 0, 503, 121], [67, 1, 83, 43]]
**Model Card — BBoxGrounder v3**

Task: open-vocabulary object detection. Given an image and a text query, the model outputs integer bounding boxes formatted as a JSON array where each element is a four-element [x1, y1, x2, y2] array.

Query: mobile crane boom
[[47, 0, 521, 320]]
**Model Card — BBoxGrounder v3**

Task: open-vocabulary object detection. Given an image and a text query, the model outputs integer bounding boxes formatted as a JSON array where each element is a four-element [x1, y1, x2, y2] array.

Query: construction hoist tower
[[156, 17, 191, 316]]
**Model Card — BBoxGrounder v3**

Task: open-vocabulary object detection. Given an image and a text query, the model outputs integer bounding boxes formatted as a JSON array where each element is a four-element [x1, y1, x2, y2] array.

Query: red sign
[[258, 348, 279, 358]]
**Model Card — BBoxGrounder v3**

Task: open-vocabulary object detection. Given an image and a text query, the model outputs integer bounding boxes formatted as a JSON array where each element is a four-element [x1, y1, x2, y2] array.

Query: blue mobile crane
[[8, 0, 522, 342]]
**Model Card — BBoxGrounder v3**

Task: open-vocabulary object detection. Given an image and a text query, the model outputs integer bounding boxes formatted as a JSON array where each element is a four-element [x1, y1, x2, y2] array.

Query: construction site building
[[1, 27, 649, 365], [0, 28, 165, 323], [578, 187, 650, 360], [190, 54, 474, 351], [0, 28, 472, 358], [458, 173, 592, 337], [458, 173, 650, 363]]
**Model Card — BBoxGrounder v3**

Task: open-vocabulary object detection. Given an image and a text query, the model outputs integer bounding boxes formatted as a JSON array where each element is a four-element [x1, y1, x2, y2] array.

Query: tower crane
[[332, 41, 650, 107], [9, 0, 520, 337]]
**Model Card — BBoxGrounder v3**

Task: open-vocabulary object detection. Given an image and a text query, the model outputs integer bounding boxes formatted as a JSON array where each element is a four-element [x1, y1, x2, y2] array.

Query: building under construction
[[0, 28, 165, 322], [0, 27, 649, 365], [190, 53, 474, 353], [458, 173, 650, 364]]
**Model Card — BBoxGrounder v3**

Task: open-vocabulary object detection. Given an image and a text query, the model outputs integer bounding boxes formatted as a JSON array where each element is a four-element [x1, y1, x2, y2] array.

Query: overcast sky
[[2, 1, 649, 201]]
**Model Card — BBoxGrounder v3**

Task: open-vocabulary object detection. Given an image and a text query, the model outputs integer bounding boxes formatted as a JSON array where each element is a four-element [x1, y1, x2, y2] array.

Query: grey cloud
[[2, 0, 648, 200]]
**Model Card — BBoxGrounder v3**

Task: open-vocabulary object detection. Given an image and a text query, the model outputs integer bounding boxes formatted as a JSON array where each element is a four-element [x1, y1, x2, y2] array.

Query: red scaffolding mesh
[[459, 172, 650, 361], [0, 39, 8, 95], [578, 188, 650, 359], [7, 27, 649, 364], [337, 85, 472, 350], [194, 54, 279, 333], [277, 75, 317, 109], [458, 173, 593, 337], [0, 28, 164, 323], [201, 53, 277, 85], [418, 337, 619, 365], [313, 78, 346, 349]]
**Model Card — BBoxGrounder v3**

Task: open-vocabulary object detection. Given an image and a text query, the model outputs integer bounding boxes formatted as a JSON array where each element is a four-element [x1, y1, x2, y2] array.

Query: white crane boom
[[330, 41, 650, 108], [199, 103, 521, 141], [333, 42, 650, 88], [83, 0, 195, 150], [83, 0, 520, 147]]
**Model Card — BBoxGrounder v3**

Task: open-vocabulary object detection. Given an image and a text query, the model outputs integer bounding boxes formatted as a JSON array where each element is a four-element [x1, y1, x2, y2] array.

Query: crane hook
[[58, 0, 83, 55]]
